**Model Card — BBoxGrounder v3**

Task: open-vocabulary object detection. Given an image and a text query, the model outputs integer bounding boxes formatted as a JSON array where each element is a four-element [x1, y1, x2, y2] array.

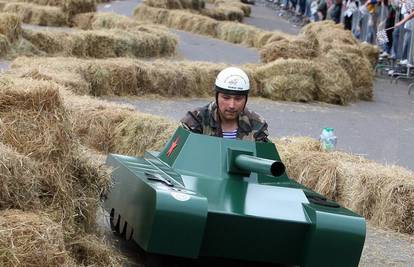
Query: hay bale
[[0, 13, 22, 43], [62, 0, 96, 24], [0, 210, 72, 267], [325, 49, 373, 100], [260, 35, 319, 62], [302, 20, 358, 47], [0, 76, 123, 264], [2, 2, 67, 26], [11, 56, 89, 94], [201, 5, 244, 21], [216, 21, 259, 46], [22, 27, 177, 58], [216, 22, 289, 48], [277, 136, 414, 234], [314, 57, 355, 104], [134, 4, 219, 37], [261, 74, 317, 102], [144, 0, 205, 10]]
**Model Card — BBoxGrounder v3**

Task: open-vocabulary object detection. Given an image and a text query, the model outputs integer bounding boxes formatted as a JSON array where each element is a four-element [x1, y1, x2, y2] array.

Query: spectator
[[344, 0, 359, 30], [330, 0, 343, 23], [317, 0, 328, 20]]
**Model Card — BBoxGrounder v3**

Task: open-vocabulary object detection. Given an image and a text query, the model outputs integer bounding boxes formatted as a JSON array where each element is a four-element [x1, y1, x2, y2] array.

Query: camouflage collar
[[208, 102, 252, 135]]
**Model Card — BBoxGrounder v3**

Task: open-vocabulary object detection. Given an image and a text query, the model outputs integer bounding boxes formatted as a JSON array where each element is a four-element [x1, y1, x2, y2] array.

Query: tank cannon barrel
[[234, 154, 286, 177]]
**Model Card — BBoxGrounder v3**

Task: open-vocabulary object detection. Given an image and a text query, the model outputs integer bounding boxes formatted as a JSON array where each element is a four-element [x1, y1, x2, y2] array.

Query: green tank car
[[104, 127, 366, 267]]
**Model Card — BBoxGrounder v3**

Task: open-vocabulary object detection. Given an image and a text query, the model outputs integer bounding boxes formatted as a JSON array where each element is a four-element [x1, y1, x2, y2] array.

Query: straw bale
[[0, 210, 71, 267], [2, 2, 67, 27], [0, 13, 22, 43], [260, 35, 319, 62], [201, 5, 244, 21], [134, 4, 219, 37], [359, 42, 380, 68], [339, 162, 414, 234], [143, 0, 205, 10], [62, 0, 96, 23], [276, 136, 414, 234], [216, 22, 289, 48], [22, 27, 177, 58], [11, 56, 89, 94], [260, 74, 317, 102], [216, 21, 258, 46], [314, 57, 354, 104], [325, 49, 373, 100], [302, 20, 358, 46], [0, 76, 123, 264], [214, 0, 251, 16]]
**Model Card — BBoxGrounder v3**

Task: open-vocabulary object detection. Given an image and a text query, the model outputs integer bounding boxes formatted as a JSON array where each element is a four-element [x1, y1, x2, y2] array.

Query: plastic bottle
[[320, 127, 337, 152]]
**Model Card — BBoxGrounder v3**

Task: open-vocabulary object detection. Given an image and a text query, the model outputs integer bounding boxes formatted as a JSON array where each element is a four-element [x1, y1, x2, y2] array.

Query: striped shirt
[[222, 129, 237, 139]]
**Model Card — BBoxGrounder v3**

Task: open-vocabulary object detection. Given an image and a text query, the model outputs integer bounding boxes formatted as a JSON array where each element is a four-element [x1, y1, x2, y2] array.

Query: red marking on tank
[[166, 136, 180, 157]]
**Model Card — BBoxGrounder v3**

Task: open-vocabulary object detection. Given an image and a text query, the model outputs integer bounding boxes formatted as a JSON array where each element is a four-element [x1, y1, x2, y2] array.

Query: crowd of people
[[266, 0, 414, 66]]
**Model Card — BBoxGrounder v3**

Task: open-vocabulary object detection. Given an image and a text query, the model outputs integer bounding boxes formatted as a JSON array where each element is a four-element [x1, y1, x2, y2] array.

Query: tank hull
[[104, 127, 366, 266]]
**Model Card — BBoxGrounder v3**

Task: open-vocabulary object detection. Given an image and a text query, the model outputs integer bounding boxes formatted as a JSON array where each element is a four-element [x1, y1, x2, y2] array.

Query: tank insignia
[[167, 136, 180, 157]]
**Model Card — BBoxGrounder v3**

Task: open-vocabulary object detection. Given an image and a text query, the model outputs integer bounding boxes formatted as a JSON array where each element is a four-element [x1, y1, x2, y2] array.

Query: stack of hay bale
[[0, 76, 124, 265]]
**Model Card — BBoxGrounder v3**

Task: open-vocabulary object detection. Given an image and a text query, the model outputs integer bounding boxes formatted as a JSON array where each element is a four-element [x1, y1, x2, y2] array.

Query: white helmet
[[215, 67, 250, 95]]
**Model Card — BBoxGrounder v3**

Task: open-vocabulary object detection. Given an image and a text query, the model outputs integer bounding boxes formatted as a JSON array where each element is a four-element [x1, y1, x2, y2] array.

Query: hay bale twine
[[0, 210, 71, 266], [0, 13, 22, 43]]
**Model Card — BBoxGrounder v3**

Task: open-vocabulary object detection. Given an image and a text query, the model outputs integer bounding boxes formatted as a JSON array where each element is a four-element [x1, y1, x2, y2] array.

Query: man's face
[[217, 92, 247, 121]]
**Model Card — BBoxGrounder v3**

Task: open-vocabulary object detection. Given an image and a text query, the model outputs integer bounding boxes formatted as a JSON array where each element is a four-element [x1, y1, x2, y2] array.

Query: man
[[180, 67, 270, 142]]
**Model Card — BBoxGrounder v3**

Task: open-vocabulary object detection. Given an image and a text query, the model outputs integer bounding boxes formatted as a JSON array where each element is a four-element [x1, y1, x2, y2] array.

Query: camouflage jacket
[[180, 102, 270, 142]]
